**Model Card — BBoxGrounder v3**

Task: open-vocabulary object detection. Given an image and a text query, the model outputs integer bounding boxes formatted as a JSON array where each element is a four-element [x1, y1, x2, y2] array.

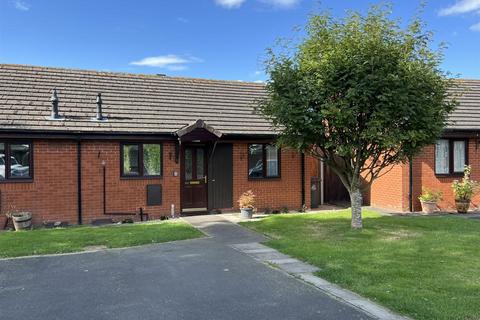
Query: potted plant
[[452, 165, 479, 213], [10, 212, 33, 230], [238, 190, 256, 219], [418, 187, 442, 214]]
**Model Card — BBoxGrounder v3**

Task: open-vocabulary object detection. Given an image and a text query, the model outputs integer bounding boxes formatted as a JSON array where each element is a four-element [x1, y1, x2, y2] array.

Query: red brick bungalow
[[2, 64, 473, 226], [0, 64, 343, 226], [370, 79, 480, 212]]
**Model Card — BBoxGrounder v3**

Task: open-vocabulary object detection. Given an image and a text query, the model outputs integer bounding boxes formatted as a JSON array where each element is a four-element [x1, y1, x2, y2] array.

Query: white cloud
[[215, 0, 245, 9], [470, 21, 480, 31], [130, 55, 202, 71], [439, 0, 480, 16], [253, 80, 265, 83], [259, 0, 300, 9], [12, 0, 30, 11]]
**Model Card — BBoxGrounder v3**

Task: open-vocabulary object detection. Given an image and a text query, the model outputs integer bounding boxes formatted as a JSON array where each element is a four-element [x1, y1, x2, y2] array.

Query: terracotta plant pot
[[240, 208, 253, 219], [455, 199, 470, 214], [420, 201, 437, 214]]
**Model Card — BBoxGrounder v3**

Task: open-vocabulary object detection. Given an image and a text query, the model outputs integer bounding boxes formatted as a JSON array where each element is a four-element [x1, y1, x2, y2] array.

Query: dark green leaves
[[258, 4, 456, 188]]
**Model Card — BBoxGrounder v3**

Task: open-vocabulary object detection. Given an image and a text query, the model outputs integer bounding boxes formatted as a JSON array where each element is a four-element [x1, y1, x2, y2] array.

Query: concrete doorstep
[[231, 242, 411, 320]]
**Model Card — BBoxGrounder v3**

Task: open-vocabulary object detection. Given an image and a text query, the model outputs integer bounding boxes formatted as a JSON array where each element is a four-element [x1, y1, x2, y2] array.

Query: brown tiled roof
[[1, 64, 480, 136], [0, 64, 270, 136], [447, 79, 480, 130]]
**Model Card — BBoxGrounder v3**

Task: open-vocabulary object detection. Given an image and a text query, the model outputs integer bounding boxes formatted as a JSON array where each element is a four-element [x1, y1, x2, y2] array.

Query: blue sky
[[1, 0, 480, 81]]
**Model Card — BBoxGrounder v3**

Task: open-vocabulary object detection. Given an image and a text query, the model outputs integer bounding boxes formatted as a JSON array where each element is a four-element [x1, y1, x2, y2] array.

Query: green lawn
[[241, 210, 480, 320], [0, 220, 203, 258]]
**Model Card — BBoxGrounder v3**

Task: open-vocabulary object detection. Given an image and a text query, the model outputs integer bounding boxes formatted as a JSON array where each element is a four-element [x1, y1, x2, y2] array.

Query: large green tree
[[259, 5, 456, 229]]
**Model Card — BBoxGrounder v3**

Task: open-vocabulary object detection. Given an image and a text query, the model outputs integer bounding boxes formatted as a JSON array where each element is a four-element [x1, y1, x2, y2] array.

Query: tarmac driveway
[[0, 216, 372, 320]]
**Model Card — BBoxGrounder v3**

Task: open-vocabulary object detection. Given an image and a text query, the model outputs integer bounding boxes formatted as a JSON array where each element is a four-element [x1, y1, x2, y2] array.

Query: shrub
[[452, 166, 480, 201], [238, 190, 256, 209], [418, 187, 443, 202]]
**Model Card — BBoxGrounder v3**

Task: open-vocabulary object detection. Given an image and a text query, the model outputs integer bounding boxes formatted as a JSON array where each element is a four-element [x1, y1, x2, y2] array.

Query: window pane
[[435, 140, 449, 174], [9, 144, 30, 178], [123, 144, 139, 175], [266, 145, 279, 177], [453, 141, 466, 173], [143, 144, 161, 176], [0, 143, 5, 179], [248, 144, 263, 178], [185, 148, 193, 180], [196, 148, 204, 179]]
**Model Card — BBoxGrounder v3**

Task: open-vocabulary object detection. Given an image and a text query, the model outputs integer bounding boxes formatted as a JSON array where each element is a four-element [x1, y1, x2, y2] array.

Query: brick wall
[[369, 163, 409, 211], [0, 140, 78, 225], [410, 140, 480, 211], [80, 141, 180, 224], [231, 143, 310, 212], [1, 139, 314, 225], [369, 138, 480, 212]]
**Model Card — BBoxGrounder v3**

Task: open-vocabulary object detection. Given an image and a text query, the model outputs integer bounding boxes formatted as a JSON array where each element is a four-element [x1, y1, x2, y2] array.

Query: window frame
[[434, 138, 468, 176], [0, 140, 33, 182], [247, 143, 281, 180], [120, 142, 163, 179]]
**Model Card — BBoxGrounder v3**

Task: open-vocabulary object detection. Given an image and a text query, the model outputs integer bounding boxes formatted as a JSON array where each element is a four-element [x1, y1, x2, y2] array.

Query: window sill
[[248, 176, 282, 181], [435, 173, 464, 178], [120, 176, 163, 180], [0, 179, 34, 184]]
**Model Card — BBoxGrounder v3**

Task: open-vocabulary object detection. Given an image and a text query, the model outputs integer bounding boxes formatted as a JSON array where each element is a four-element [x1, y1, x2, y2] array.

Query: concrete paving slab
[[242, 248, 277, 254], [276, 262, 320, 273], [248, 251, 292, 261], [267, 258, 299, 264], [230, 242, 268, 251]]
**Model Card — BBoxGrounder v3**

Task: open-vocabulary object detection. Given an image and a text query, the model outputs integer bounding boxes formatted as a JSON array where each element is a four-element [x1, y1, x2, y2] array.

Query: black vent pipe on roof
[[50, 89, 60, 119], [96, 93, 105, 121]]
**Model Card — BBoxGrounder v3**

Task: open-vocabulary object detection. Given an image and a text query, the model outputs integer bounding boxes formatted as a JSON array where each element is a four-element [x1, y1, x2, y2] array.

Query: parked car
[[0, 154, 29, 178], [249, 160, 263, 178]]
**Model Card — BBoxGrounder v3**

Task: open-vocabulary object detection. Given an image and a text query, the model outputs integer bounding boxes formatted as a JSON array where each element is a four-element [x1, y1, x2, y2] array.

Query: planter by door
[[455, 200, 470, 214], [240, 208, 253, 219], [420, 201, 437, 214], [12, 212, 32, 230]]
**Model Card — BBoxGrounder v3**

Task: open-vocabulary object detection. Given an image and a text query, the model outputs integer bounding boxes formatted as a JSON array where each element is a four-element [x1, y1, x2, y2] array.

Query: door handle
[[204, 175, 207, 183]]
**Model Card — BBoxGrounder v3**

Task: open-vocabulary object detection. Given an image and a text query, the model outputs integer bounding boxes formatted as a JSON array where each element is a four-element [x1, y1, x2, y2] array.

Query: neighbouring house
[[370, 79, 480, 212], [0, 64, 348, 226]]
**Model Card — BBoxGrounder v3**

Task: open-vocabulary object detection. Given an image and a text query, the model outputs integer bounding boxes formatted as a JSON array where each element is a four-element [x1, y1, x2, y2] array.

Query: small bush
[[452, 165, 480, 201], [238, 190, 256, 209], [418, 187, 443, 202]]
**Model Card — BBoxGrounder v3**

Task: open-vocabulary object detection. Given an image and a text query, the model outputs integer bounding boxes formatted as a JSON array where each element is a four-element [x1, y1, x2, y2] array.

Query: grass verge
[[241, 210, 480, 320], [0, 220, 203, 258]]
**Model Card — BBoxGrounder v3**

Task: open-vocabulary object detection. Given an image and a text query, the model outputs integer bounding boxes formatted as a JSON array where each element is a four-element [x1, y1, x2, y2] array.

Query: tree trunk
[[349, 187, 363, 229]]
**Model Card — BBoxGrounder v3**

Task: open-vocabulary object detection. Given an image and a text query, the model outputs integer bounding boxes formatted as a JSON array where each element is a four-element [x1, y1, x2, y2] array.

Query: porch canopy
[[176, 119, 223, 142]]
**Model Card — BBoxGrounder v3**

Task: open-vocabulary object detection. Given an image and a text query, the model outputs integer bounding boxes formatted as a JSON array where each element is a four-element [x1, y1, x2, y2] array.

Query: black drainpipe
[[103, 162, 106, 215], [301, 153, 306, 209], [409, 156, 413, 212], [77, 139, 83, 225]]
